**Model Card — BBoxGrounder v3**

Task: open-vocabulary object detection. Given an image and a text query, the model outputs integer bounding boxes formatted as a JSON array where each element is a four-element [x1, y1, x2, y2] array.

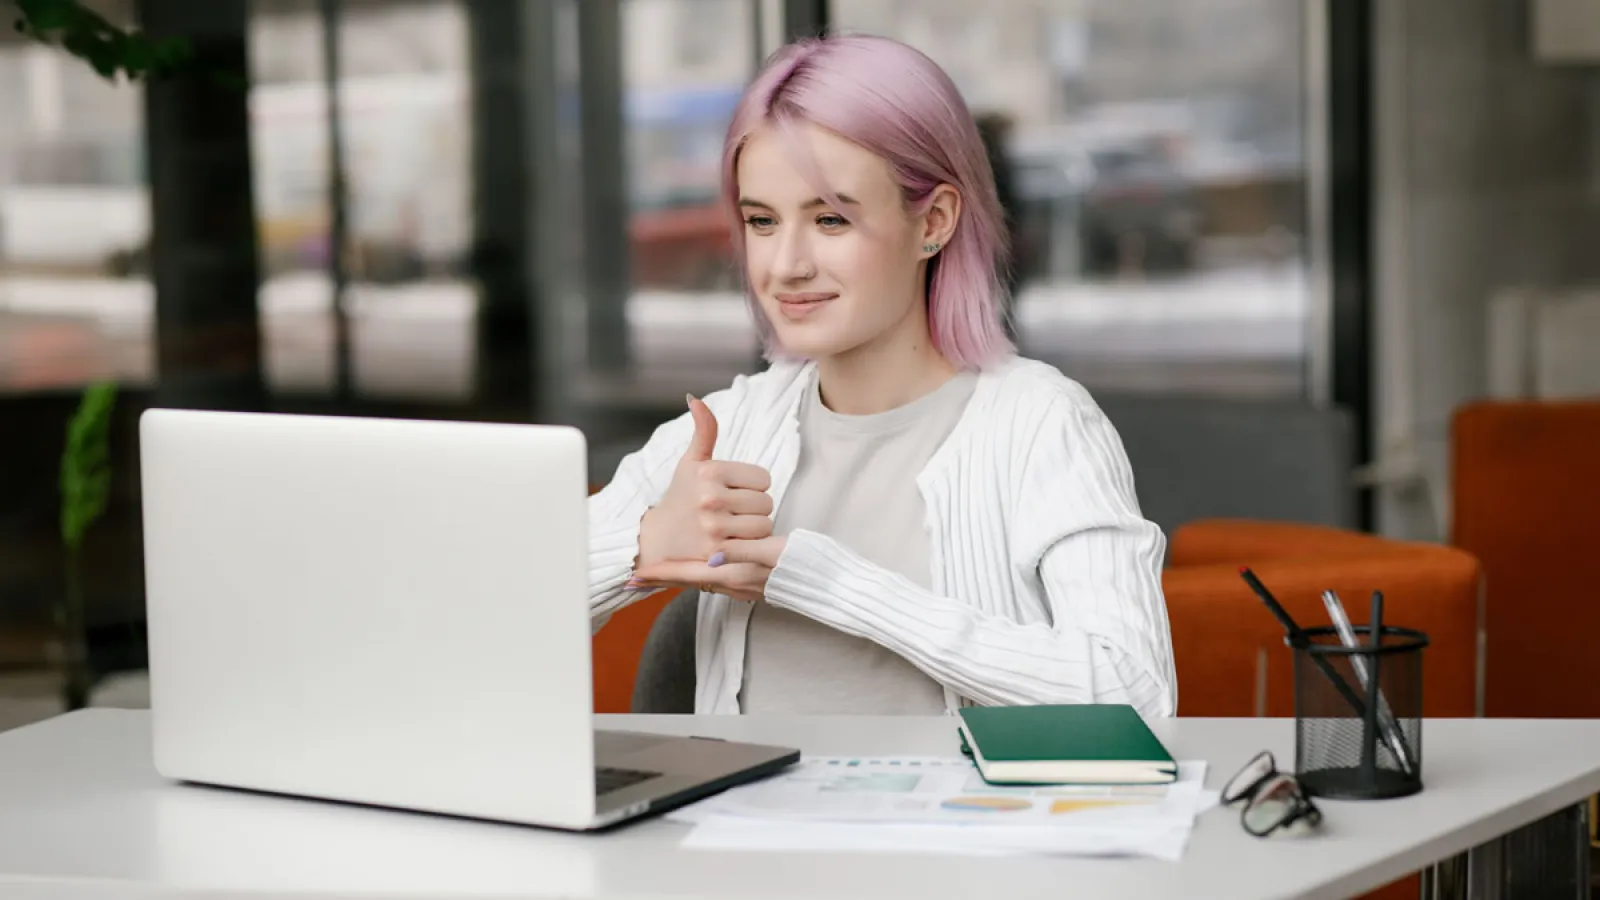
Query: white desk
[[0, 710, 1595, 900]]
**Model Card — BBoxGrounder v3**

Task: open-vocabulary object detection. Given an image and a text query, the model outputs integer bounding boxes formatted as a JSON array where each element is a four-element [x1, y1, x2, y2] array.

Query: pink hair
[[719, 34, 1015, 369]]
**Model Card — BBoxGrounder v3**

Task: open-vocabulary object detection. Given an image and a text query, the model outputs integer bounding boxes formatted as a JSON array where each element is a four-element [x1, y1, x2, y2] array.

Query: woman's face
[[736, 121, 956, 361]]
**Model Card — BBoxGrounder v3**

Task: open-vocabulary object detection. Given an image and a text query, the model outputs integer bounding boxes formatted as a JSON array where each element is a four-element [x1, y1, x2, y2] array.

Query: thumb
[[682, 394, 719, 462]]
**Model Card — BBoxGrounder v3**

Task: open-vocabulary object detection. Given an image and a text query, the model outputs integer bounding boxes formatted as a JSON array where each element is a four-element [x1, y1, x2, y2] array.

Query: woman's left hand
[[627, 536, 787, 602]]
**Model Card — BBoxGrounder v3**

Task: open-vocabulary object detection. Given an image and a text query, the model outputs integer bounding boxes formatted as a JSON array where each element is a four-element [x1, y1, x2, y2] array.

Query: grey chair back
[[630, 589, 699, 713]]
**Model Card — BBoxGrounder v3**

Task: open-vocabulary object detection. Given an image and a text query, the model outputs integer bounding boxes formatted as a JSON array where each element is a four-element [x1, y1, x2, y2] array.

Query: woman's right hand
[[635, 394, 775, 571]]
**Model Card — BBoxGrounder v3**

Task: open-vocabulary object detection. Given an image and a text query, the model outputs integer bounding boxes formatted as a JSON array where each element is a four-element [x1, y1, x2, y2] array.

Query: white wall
[[1372, 0, 1600, 540]]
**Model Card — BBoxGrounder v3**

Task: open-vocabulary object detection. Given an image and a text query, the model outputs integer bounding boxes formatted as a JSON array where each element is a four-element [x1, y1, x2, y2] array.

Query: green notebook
[[956, 704, 1178, 785]]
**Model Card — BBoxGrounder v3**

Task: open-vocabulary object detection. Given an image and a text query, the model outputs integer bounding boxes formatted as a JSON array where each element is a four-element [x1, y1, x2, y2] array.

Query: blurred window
[[836, 0, 1313, 400]]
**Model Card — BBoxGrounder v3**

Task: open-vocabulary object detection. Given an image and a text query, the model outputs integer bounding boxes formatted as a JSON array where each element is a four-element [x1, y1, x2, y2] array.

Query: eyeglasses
[[1222, 750, 1323, 838]]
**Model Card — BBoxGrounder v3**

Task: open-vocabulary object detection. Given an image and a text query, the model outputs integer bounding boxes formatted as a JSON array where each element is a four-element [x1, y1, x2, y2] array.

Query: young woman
[[587, 34, 1176, 719]]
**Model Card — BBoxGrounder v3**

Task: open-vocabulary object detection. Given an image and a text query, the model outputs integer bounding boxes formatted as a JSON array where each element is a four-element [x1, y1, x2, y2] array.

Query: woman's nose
[[773, 228, 815, 280]]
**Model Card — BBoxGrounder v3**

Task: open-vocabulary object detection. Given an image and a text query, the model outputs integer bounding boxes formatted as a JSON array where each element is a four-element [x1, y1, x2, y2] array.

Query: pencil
[[1239, 567, 1371, 720]]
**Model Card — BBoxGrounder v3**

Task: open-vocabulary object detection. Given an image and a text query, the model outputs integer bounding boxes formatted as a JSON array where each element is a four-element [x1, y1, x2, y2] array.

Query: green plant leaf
[[16, 0, 71, 31], [59, 381, 118, 551], [15, 0, 197, 82]]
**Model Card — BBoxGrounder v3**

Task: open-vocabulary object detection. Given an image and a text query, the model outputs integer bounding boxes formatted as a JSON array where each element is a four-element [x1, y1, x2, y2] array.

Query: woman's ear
[[918, 184, 962, 259]]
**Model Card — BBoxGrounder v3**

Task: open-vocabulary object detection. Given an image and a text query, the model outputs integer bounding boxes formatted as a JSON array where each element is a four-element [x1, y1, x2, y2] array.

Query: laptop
[[138, 407, 799, 831]]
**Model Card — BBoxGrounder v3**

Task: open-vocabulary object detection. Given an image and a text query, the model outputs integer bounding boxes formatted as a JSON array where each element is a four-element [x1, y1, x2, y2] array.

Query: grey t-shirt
[[739, 371, 979, 714]]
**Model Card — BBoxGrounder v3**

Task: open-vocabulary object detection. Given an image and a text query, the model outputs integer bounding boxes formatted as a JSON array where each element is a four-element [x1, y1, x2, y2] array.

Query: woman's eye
[[744, 215, 776, 230], [816, 214, 848, 230]]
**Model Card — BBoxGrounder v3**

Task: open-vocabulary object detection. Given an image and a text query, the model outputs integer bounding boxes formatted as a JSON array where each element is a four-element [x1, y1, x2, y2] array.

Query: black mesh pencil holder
[[1289, 625, 1428, 800]]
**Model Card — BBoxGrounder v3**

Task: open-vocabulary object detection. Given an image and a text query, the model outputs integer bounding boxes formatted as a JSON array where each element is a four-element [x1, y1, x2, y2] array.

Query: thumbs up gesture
[[631, 395, 784, 601]]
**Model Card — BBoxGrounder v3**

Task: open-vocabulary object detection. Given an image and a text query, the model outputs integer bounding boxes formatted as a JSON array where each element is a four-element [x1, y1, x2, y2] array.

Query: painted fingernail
[[708, 551, 726, 568]]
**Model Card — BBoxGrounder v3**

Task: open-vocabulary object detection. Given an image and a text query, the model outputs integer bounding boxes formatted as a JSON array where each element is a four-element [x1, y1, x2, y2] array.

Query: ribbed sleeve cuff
[[764, 529, 913, 636], [590, 514, 649, 621]]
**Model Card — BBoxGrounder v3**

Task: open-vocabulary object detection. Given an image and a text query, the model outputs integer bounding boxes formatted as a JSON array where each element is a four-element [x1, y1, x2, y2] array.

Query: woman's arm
[[761, 397, 1176, 717]]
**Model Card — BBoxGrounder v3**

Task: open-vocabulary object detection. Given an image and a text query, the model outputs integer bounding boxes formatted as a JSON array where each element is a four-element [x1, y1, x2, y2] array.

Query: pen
[[1239, 567, 1370, 721], [1323, 589, 1414, 775]]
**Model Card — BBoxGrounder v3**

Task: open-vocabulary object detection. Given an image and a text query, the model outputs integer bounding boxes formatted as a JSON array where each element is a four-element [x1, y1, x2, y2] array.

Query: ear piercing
[[923, 242, 942, 254]]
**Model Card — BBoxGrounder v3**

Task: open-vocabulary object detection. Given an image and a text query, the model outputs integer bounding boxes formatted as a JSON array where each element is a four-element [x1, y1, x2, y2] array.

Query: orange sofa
[[1451, 399, 1600, 718], [591, 587, 685, 716], [1164, 519, 1481, 718]]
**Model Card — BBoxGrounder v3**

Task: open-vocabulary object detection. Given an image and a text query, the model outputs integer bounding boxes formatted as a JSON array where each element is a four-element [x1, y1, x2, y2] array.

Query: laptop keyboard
[[595, 765, 660, 795]]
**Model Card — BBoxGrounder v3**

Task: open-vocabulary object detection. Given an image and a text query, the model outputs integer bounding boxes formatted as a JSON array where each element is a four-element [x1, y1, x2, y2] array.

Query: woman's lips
[[775, 292, 837, 320]]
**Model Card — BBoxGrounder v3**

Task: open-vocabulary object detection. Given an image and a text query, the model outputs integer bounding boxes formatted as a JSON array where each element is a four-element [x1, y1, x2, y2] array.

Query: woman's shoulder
[[972, 357, 1135, 497], [976, 354, 1109, 426]]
